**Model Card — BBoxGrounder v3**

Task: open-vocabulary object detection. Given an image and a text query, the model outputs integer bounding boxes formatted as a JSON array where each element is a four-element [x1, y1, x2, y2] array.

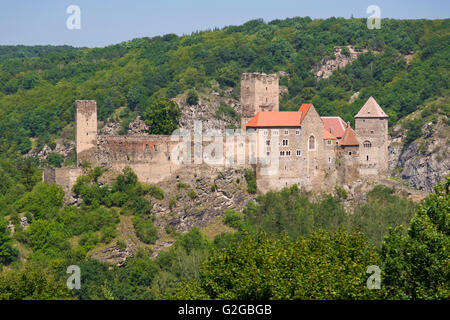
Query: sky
[[0, 0, 448, 48]]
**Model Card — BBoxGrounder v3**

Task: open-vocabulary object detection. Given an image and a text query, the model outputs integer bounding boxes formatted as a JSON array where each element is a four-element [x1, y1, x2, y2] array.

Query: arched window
[[363, 141, 372, 148], [309, 136, 315, 150]]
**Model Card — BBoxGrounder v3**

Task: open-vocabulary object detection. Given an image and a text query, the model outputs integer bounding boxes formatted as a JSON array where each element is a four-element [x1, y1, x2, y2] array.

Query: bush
[[146, 185, 164, 200], [244, 169, 257, 194], [117, 240, 127, 250], [177, 182, 189, 189], [188, 189, 198, 200], [169, 198, 177, 210], [132, 216, 158, 244], [186, 90, 199, 106], [223, 209, 244, 229], [101, 226, 117, 244], [46, 152, 64, 168]]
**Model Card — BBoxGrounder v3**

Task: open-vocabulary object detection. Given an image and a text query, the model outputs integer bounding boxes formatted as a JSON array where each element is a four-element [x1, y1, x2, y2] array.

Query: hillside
[[0, 18, 448, 158], [0, 17, 449, 300]]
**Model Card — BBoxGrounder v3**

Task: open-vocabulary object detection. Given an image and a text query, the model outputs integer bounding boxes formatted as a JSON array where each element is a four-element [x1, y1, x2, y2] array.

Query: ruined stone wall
[[355, 118, 388, 177], [43, 167, 83, 196], [95, 133, 253, 185], [240, 73, 279, 130], [76, 100, 97, 166]]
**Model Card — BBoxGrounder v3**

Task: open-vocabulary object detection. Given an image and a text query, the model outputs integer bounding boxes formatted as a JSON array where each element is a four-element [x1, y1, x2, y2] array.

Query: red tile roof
[[245, 111, 302, 127], [323, 129, 337, 140], [355, 97, 388, 118], [245, 104, 312, 128], [321, 116, 346, 138], [339, 122, 359, 146], [298, 103, 312, 123]]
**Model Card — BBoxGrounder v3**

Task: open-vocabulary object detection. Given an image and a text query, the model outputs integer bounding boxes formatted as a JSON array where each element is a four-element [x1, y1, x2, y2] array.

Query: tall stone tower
[[240, 73, 279, 130], [354, 97, 389, 176], [76, 100, 97, 166]]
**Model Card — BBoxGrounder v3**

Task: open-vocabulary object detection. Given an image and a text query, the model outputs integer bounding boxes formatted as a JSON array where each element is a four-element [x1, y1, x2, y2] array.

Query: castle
[[44, 72, 389, 194]]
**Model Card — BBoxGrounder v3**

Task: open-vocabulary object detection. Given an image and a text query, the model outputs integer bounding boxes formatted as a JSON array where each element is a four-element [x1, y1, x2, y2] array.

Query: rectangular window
[[295, 130, 300, 135], [267, 152, 270, 156], [263, 130, 268, 136], [286, 151, 291, 156], [296, 150, 301, 156], [280, 151, 285, 157], [284, 130, 289, 135], [272, 129, 279, 136], [266, 140, 270, 146], [328, 157, 332, 163], [327, 140, 332, 145], [282, 139, 289, 146]]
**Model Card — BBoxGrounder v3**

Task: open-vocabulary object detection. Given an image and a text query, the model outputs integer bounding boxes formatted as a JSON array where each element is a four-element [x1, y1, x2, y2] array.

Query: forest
[[0, 163, 448, 300], [0, 16, 449, 300]]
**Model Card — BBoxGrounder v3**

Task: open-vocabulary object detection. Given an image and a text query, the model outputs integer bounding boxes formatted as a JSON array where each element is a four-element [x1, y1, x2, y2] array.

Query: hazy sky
[[0, 0, 448, 47]]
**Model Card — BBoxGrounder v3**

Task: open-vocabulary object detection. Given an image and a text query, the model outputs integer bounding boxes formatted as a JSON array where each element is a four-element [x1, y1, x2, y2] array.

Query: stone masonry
[[44, 72, 389, 195]]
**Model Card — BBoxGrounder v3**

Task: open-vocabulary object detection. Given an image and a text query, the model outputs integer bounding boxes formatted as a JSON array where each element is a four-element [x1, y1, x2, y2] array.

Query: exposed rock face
[[128, 117, 149, 135], [174, 90, 241, 133], [100, 121, 121, 136], [27, 140, 75, 161], [92, 241, 136, 267], [389, 115, 449, 192], [315, 46, 371, 80], [397, 142, 449, 192], [152, 166, 252, 235]]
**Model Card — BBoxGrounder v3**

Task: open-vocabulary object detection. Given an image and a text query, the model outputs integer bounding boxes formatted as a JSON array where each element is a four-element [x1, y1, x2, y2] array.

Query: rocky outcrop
[[174, 89, 241, 133], [315, 46, 371, 79], [27, 139, 74, 161], [152, 165, 252, 235], [388, 107, 449, 192]]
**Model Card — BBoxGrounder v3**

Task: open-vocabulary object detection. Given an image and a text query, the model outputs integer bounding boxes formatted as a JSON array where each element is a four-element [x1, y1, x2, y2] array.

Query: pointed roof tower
[[339, 122, 359, 146], [355, 97, 388, 118]]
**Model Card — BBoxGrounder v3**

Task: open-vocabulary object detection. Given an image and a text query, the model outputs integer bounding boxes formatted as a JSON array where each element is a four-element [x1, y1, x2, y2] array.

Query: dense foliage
[[0, 18, 448, 159], [0, 17, 448, 300]]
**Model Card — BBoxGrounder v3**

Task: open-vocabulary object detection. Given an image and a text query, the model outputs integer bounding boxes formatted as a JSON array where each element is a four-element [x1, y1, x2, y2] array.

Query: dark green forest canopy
[[0, 17, 448, 160]]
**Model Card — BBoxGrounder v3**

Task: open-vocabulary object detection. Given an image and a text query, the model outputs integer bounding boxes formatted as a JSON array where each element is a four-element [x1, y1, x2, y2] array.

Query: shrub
[[335, 186, 348, 199], [188, 189, 198, 200], [244, 169, 257, 194], [132, 216, 158, 244], [186, 90, 199, 106], [117, 240, 127, 250], [147, 185, 164, 200], [223, 209, 244, 229], [169, 198, 177, 210], [177, 182, 189, 189], [46, 152, 64, 168]]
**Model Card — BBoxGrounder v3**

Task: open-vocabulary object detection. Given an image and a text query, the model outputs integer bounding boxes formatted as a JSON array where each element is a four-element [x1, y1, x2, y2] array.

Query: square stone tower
[[240, 72, 279, 130], [354, 97, 389, 176], [76, 100, 97, 166]]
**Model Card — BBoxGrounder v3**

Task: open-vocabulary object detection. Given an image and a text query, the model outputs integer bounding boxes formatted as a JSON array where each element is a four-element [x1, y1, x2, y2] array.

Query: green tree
[[186, 90, 199, 106], [0, 217, 18, 265], [0, 264, 73, 300], [144, 98, 181, 135], [381, 177, 449, 299], [173, 230, 383, 299]]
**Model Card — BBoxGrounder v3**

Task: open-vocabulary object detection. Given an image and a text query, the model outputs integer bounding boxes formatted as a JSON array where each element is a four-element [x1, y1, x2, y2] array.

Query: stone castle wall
[[240, 73, 279, 130], [355, 118, 389, 176], [44, 73, 389, 195], [76, 100, 97, 166]]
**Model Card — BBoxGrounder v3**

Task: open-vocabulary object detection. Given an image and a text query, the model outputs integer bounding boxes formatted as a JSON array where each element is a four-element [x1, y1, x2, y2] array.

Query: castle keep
[[44, 72, 389, 194]]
